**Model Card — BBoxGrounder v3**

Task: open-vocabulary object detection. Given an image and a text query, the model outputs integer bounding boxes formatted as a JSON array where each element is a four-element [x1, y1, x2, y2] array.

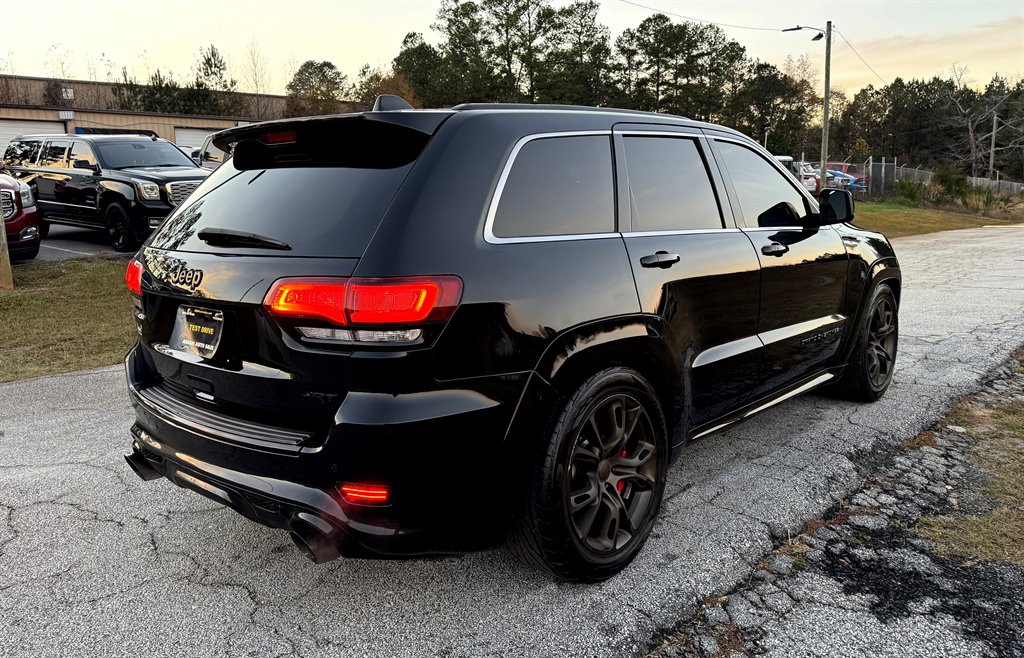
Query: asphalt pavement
[[25, 224, 122, 262], [0, 227, 1022, 658]]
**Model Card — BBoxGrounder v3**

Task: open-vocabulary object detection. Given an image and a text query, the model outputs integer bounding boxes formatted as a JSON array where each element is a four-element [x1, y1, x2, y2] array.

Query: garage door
[[0, 119, 66, 160], [174, 127, 219, 151]]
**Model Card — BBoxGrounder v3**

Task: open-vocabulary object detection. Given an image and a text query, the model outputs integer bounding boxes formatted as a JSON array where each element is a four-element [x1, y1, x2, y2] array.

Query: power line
[[617, 0, 783, 32], [834, 29, 889, 86]]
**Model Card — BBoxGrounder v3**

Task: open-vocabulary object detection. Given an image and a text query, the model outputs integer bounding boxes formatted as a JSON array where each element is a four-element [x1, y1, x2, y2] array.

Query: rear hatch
[[131, 112, 452, 446]]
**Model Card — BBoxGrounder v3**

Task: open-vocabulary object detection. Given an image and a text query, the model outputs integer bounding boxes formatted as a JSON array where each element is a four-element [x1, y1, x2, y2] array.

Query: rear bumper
[[124, 345, 530, 558]]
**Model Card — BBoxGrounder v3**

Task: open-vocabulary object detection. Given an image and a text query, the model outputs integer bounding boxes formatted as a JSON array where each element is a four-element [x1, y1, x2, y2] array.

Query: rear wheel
[[105, 203, 138, 252], [832, 283, 898, 401], [509, 367, 668, 581]]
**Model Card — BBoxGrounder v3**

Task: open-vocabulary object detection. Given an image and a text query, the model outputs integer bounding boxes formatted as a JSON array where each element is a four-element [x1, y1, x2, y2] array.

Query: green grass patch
[[0, 259, 134, 383], [917, 399, 1024, 567], [852, 201, 1021, 238]]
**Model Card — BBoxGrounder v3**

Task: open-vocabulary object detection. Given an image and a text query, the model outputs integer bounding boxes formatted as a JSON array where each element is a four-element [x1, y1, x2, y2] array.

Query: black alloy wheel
[[106, 203, 138, 252], [509, 367, 668, 582], [866, 296, 897, 390], [566, 394, 658, 554]]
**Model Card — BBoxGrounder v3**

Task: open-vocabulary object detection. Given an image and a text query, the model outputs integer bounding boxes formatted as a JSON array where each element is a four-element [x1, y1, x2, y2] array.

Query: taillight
[[339, 483, 390, 505], [264, 276, 462, 329], [125, 259, 143, 296]]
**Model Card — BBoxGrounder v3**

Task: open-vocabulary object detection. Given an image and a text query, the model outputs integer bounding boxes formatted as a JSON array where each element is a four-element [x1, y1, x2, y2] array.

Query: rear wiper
[[197, 228, 291, 250]]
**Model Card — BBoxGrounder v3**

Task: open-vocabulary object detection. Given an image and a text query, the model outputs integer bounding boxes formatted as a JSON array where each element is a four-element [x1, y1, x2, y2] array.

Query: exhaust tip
[[124, 452, 162, 481], [289, 516, 341, 564]]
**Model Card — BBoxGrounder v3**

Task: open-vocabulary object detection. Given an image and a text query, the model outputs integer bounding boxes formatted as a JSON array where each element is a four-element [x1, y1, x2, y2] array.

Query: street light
[[784, 22, 833, 187]]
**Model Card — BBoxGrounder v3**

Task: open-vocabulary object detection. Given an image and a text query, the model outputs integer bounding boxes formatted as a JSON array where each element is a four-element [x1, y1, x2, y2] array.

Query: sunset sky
[[0, 0, 1021, 95]]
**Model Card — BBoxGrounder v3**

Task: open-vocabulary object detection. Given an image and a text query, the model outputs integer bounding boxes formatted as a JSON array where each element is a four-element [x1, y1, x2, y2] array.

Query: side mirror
[[818, 188, 855, 224], [73, 159, 99, 174]]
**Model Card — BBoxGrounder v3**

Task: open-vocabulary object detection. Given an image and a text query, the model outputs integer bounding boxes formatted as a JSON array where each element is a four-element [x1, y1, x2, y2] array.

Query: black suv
[[2, 134, 208, 251], [122, 99, 900, 581]]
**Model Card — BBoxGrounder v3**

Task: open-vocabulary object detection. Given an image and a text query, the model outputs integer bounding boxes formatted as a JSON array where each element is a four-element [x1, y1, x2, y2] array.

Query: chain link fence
[[855, 157, 1024, 200]]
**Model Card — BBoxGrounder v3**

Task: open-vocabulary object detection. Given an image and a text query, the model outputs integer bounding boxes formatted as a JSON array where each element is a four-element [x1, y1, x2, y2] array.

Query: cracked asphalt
[[1, 226, 1022, 658]]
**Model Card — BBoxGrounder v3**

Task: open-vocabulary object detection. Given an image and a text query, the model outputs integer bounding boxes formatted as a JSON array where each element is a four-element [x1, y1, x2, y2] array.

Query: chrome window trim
[[620, 228, 741, 238], [617, 130, 703, 137], [483, 130, 617, 245]]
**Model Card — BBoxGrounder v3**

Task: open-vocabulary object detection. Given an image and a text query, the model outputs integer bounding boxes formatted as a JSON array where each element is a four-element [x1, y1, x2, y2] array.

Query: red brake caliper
[[617, 450, 627, 493]]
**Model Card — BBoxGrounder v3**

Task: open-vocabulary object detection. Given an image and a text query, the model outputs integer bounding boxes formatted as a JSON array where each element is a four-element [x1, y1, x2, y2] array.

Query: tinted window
[[716, 141, 811, 228], [95, 140, 195, 169], [623, 137, 722, 232], [39, 141, 70, 168], [69, 141, 98, 167], [148, 158, 414, 258], [3, 140, 41, 166], [492, 135, 614, 238]]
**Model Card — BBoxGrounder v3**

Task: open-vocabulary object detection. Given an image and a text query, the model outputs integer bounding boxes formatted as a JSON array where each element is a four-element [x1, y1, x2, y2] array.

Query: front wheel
[[509, 367, 668, 582], [832, 283, 898, 402], [105, 203, 138, 252]]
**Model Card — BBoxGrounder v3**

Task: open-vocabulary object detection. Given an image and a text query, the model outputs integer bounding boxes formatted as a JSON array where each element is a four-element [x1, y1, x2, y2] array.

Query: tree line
[[9, 0, 1018, 179]]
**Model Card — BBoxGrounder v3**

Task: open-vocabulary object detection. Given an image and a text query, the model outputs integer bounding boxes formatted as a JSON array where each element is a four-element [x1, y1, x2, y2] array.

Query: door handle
[[761, 242, 789, 256], [640, 251, 681, 268]]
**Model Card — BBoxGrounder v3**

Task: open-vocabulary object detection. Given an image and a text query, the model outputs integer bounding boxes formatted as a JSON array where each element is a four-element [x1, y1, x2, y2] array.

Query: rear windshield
[[96, 140, 196, 169], [148, 154, 415, 258]]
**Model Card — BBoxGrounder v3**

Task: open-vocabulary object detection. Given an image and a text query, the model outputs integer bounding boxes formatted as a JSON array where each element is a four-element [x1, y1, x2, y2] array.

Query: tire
[[37, 220, 49, 239], [831, 283, 898, 402], [105, 203, 138, 252], [509, 367, 669, 582]]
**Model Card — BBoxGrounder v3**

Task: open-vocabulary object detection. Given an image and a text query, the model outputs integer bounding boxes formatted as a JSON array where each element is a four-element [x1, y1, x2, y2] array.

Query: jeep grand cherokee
[[123, 97, 901, 581]]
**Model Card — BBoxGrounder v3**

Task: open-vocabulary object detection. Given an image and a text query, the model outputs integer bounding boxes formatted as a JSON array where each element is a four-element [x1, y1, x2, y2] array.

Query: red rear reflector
[[339, 483, 390, 505], [264, 131, 297, 144], [125, 259, 143, 296], [263, 276, 462, 326]]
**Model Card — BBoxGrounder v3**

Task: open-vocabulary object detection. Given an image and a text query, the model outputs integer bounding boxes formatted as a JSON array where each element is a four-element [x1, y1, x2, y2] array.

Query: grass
[[852, 201, 1022, 238], [916, 395, 1024, 568], [0, 259, 135, 383]]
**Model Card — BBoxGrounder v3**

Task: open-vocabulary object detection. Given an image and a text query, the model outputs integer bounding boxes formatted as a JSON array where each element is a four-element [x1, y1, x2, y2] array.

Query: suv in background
[[2, 134, 209, 251], [0, 171, 40, 259], [123, 100, 901, 581]]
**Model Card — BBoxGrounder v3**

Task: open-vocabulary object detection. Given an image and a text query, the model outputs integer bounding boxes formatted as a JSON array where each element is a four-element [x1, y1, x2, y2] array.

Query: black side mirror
[[818, 188, 855, 224], [73, 159, 99, 174]]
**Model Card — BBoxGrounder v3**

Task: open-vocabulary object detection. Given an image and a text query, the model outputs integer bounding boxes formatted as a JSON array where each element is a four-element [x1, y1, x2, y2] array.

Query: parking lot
[[29, 225, 123, 262], [0, 226, 1021, 657]]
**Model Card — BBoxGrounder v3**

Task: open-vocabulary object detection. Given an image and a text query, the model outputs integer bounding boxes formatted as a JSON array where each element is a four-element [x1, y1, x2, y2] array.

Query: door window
[[622, 136, 723, 231], [39, 141, 70, 168], [491, 135, 614, 238], [69, 141, 98, 167], [716, 141, 812, 228], [3, 140, 41, 166]]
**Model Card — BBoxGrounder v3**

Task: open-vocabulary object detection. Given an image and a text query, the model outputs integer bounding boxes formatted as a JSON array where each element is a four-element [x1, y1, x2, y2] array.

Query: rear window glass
[[492, 135, 614, 238], [148, 158, 414, 258]]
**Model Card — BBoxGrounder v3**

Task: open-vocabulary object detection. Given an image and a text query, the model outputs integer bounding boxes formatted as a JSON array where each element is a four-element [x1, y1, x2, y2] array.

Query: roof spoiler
[[213, 105, 452, 153]]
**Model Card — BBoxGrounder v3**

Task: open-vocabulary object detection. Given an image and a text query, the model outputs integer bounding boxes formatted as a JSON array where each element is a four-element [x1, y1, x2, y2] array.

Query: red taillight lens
[[339, 483, 390, 505], [263, 276, 462, 326], [263, 131, 297, 144], [265, 278, 348, 324], [125, 259, 143, 296]]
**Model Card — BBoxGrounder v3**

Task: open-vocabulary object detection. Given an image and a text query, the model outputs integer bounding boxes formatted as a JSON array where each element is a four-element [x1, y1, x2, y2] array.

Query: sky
[[0, 0, 1021, 96]]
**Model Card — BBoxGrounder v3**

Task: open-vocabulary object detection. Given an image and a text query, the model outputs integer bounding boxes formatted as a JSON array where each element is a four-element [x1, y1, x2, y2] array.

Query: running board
[[690, 372, 835, 441]]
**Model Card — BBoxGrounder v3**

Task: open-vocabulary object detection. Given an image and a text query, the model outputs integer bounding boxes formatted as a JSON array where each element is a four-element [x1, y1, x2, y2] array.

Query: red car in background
[[1, 171, 40, 260]]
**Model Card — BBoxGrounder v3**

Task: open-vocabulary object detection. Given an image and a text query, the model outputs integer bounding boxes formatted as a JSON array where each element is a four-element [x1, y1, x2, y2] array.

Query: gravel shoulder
[[648, 348, 1024, 658]]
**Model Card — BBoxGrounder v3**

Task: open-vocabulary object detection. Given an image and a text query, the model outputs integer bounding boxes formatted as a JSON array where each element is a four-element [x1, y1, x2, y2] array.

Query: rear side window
[[3, 140, 41, 166], [491, 135, 614, 239], [39, 141, 70, 168], [623, 136, 722, 232]]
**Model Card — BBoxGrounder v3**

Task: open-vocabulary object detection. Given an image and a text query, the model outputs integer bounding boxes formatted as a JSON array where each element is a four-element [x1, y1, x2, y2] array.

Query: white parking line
[[40, 244, 95, 256]]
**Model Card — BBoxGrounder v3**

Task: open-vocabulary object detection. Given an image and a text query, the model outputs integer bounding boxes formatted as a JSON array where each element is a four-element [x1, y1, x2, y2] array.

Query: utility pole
[[989, 111, 998, 178], [820, 20, 832, 188]]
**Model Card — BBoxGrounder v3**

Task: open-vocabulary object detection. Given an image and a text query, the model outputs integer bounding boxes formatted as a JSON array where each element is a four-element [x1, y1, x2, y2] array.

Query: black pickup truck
[[2, 134, 208, 251]]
